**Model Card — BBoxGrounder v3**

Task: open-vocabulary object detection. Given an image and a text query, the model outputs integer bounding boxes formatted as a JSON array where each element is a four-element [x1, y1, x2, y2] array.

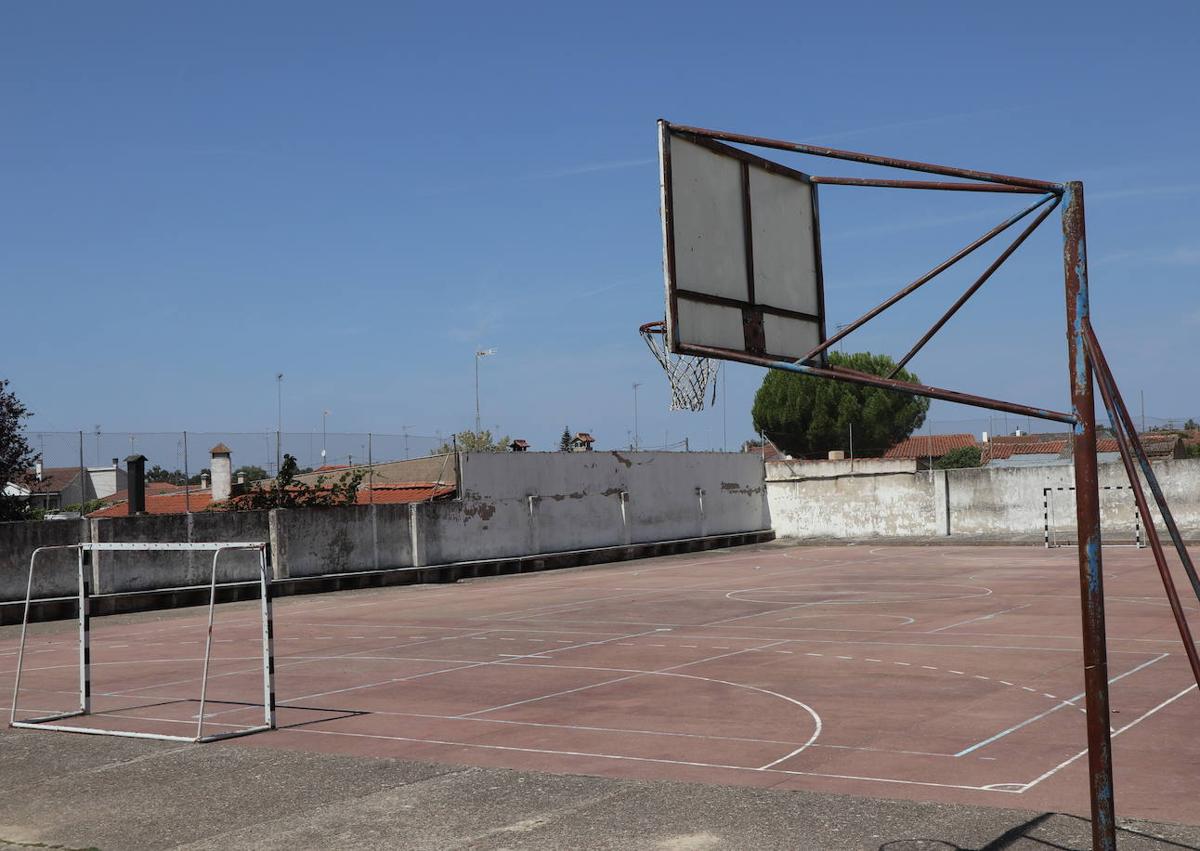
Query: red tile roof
[[355, 484, 455, 504], [883, 433, 977, 460], [99, 482, 186, 505], [88, 483, 454, 516], [88, 491, 215, 517], [982, 440, 1068, 462]]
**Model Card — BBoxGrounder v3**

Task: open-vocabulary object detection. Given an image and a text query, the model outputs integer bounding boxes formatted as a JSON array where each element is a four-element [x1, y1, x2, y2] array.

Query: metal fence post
[[1063, 181, 1116, 851]]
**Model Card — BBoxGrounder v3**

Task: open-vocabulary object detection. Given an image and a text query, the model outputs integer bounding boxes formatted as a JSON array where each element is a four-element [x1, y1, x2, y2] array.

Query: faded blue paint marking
[[1086, 534, 1102, 594]]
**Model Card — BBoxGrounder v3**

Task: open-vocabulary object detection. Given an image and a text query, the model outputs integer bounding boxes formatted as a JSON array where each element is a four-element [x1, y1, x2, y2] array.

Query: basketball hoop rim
[[639, 320, 666, 335]]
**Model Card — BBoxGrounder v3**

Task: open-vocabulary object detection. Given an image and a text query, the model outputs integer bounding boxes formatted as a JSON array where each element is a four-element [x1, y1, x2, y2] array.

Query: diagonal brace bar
[[1085, 328, 1200, 691], [668, 123, 1063, 192], [888, 196, 1062, 377], [808, 176, 1047, 193], [798, 194, 1057, 364], [1084, 323, 1200, 604]]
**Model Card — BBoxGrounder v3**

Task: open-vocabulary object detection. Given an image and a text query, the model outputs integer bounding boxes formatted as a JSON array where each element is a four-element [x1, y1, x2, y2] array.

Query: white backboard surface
[[659, 121, 826, 364]]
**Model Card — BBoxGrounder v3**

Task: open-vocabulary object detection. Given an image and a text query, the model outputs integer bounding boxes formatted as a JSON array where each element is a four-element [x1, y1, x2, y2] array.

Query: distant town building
[[3, 459, 127, 510], [509, 439, 530, 452], [569, 433, 595, 452]]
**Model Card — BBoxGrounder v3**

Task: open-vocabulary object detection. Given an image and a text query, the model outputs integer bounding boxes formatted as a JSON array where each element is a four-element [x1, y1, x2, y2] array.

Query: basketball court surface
[[4, 542, 1198, 829]]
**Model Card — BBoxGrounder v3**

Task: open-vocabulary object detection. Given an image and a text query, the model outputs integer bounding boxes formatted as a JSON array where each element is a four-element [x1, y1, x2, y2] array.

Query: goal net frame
[[9, 541, 276, 743], [1043, 486, 1145, 549]]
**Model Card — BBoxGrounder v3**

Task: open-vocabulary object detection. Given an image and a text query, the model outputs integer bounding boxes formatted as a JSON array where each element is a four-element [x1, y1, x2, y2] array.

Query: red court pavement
[[4, 543, 1199, 825]]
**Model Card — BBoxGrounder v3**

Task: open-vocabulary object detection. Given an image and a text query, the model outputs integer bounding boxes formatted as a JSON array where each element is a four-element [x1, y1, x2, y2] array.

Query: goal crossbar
[[9, 541, 277, 743]]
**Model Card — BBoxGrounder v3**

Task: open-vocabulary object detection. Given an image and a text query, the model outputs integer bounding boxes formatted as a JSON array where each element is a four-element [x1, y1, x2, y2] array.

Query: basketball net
[[639, 321, 718, 411]]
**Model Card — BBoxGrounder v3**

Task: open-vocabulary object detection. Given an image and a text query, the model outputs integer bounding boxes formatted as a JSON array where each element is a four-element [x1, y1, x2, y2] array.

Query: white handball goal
[[9, 541, 276, 743]]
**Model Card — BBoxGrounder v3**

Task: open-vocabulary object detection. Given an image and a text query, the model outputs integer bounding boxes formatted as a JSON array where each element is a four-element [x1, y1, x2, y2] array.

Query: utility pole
[[475, 348, 496, 434], [633, 382, 641, 450], [276, 372, 284, 474], [401, 425, 412, 460]]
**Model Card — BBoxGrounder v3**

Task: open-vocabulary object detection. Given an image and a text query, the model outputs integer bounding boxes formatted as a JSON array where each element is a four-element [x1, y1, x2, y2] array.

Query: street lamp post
[[475, 348, 496, 434]]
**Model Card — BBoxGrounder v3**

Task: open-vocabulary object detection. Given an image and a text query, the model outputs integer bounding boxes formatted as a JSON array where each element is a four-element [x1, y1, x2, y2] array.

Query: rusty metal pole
[[1063, 182, 1116, 851]]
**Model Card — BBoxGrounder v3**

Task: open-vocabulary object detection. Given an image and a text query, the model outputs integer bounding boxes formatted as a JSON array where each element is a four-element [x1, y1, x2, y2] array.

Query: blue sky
[[4, 2, 1199, 463]]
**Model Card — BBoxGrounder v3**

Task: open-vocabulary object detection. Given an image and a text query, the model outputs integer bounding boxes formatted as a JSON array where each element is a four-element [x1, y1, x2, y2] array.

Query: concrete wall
[[273, 504, 413, 577], [90, 511, 270, 594], [0, 518, 90, 601], [767, 457, 1200, 541], [0, 451, 770, 602]]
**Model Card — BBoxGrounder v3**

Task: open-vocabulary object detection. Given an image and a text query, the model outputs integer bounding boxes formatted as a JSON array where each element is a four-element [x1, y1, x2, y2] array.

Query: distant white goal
[[1043, 486, 1144, 549], [9, 541, 276, 743]]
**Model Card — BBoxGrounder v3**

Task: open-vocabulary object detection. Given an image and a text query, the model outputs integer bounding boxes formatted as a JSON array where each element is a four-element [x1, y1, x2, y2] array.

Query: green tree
[[219, 454, 363, 510], [234, 464, 268, 482], [0, 379, 39, 521], [146, 465, 187, 485], [559, 426, 572, 452], [432, 430, 511, 454], [934, 445, 982, 469], [751, 352, 929, 459]]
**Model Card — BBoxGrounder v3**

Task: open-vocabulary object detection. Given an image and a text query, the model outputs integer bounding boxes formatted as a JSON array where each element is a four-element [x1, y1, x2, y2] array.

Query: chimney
[[34, 460, 43, 481], [126, 454, 147, 515], [209, 444, 232, 501], [111, 457, 119, 469], [237, 472, 246, 485], [827, 450, 846, 460], [981, 431, 989, 443], [200, 472, 209, 490]]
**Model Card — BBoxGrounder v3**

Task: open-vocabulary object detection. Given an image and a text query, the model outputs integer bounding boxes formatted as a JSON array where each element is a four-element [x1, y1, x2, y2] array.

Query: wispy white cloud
[[526, 158, 655, 181], [804, 108, 1021, 145], [826, 206, 1012, 241], [1163, 246, 1200, 266], [1088, 183, 1200, 202]]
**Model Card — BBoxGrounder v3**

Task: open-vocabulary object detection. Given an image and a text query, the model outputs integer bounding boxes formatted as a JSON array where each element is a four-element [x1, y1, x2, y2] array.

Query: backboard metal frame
[[659, 122, 828, 365]]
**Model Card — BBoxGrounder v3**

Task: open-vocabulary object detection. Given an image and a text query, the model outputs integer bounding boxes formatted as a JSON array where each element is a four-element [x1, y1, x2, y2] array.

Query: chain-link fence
[[25, 414, 1200, 475], [27, 431, 449, 482]]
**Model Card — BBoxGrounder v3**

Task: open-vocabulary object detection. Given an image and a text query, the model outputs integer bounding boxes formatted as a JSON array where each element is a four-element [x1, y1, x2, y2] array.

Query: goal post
[[9, 541, 276, 744]]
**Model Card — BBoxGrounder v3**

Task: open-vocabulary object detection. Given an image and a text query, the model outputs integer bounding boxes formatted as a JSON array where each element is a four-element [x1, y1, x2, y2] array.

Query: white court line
[[290, 727, 1002, 794], [927, 604, 1032, 634], [1019, 682, 1199, 792], [457, 641, 790, 718], [200, 628, 667, 719], [954, 653, 1169, 757]]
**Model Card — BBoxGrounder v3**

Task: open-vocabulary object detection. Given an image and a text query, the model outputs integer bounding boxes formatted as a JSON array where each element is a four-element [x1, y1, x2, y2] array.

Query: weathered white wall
[[0, 519, 90, 601], [767, 459, 939, 538], [273, 504, 413, 577], [767, 457, 1200, 540], [1, 451, 770, 600], [457, 450, 769, 554]]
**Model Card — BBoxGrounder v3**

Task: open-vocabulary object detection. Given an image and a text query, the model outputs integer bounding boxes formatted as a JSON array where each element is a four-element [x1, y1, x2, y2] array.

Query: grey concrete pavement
[[1, 726, 1197, 850]]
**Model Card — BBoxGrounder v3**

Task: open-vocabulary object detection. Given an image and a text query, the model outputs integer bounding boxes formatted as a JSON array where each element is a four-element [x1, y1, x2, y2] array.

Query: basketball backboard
[[658, 120, 826, 365]]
